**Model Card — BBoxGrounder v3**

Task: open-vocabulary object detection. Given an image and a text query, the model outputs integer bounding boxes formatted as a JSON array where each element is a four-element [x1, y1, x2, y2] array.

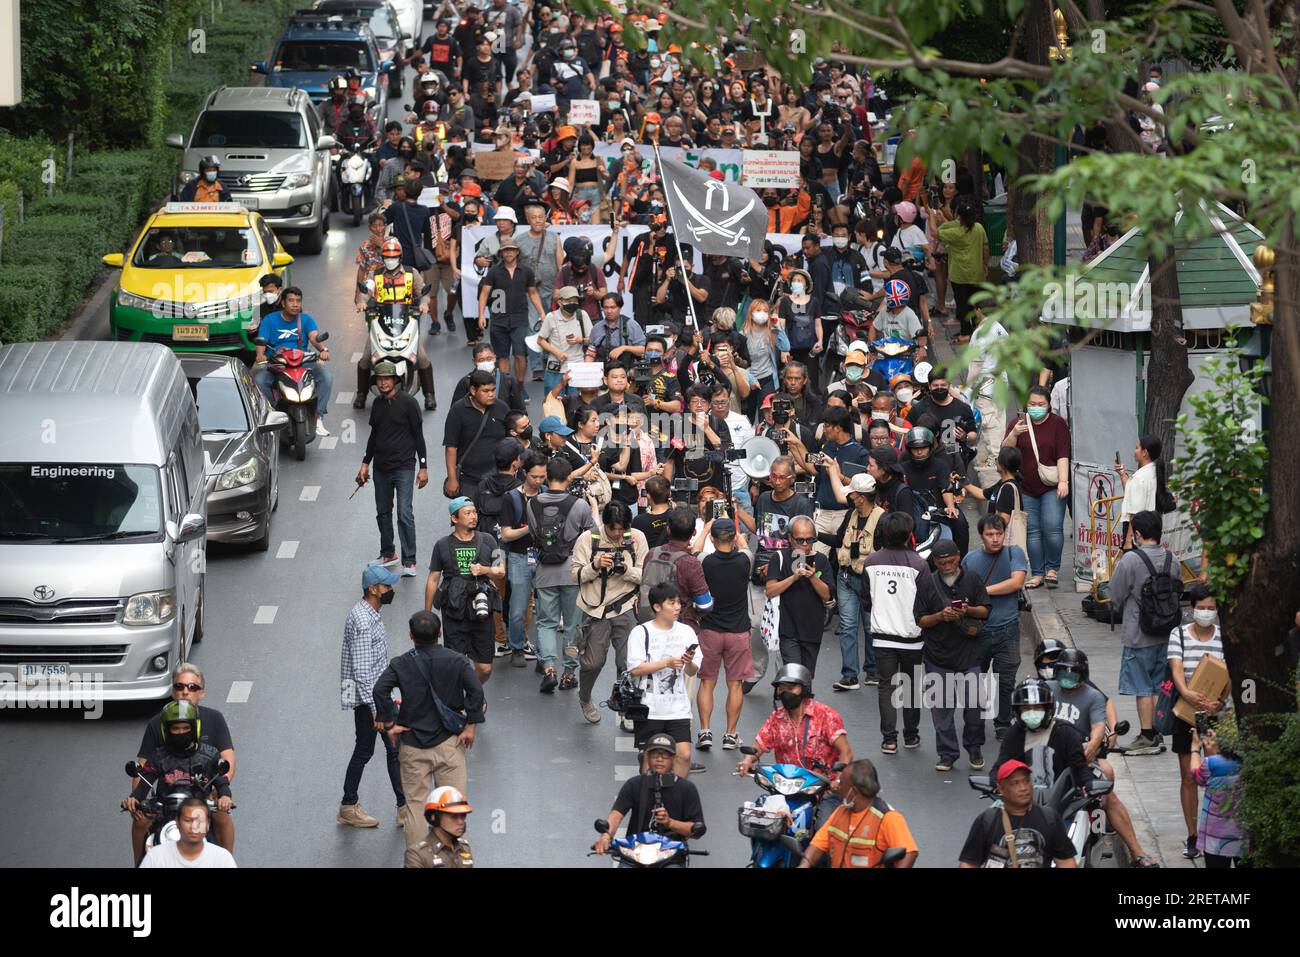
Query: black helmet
[[160, 699, 201, 754], [199, 155, 221, 173], [904, 426, 934, 450], [1010, 678, 1054, 710], [1033, 638, 1067, 678], [1054, 648, 1090, 683]]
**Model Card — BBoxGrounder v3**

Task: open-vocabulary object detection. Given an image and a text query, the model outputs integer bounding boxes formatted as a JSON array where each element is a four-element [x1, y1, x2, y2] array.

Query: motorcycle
[[590, 817, 708, 868], [336, 144, 374, 227], [735, 746, 839, 868], [966, 721, 1131, 868], [364, 302, 421, 396], [256, 332, 329, 461], [912, 490, 951, 562], [867, 336, 918, 384], [123, 758, 232, 857], [829, 291, 876, 358]]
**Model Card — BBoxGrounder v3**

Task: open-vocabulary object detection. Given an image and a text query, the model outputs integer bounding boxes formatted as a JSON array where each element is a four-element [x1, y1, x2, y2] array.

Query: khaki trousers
[[399, 737, 468, 847]]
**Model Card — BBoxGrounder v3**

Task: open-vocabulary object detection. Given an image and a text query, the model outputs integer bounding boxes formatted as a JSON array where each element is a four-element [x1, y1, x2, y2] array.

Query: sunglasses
[[791, 536, 816, 544], [173, 682, 203, 693]]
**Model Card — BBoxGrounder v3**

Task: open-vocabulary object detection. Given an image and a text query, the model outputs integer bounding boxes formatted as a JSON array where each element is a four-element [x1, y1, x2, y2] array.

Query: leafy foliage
[[1236, 710, 1300, 866]]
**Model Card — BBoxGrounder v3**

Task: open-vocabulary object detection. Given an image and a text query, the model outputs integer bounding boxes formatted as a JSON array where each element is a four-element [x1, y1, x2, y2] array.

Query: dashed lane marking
[[226, 681, 253, 704], [615, 736, 636, 753], [614, 764, 640, 782], [276, 540, 299, 559], [336, 391, 354, 405], [350, 352, 362, 364], [254, 605, 278, 625], [319, 436, 339, 450], [300, 486, 320, 502]]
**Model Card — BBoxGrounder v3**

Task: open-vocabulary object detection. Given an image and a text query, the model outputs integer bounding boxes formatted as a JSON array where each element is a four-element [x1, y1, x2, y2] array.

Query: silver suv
[[166, 86, 335, 254]]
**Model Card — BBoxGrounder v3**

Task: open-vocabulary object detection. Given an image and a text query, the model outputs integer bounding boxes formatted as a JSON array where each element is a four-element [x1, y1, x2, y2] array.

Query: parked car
[[181, 354, 288, 551]]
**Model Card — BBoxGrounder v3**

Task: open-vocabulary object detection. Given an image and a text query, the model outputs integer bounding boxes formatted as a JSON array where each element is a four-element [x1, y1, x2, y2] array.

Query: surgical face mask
[[790, 282, 806, 296], [650, 59, 661, 69], [563, 49, 577, 60], [1020, 709, 1046, 730], [845, 366, 863, 382], [1058, 672, 1080, 690], [832, 236, 849, 249], [608, 100, 621, 111], [930, 387, 950, 402], [1038, 666, 1055, 680], [872, 411, 890, 421], [517, 425, 533, 442], [383, 256, 401, 270], [752, 310, 769, 325], [778, 691, 804, 711], [896, 388, 914, 405], [1027, 405, 1048, 421], [475, 360, 496, 372], [1193, 609, 1218, 627], [262, 291, 279, 304], [204, 170, 218, 182]]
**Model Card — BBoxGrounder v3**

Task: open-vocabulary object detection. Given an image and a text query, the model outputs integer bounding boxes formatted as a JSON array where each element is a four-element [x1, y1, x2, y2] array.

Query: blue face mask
[[1058, 673, 1080, 690], [1020, 709, 1046, 730], [1027, 406, 1048, 421]]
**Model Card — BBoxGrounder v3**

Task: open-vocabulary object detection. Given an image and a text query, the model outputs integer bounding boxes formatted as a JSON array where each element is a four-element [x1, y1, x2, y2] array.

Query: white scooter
[[363, 298, 421, 396], [338, 146, 373, 227]]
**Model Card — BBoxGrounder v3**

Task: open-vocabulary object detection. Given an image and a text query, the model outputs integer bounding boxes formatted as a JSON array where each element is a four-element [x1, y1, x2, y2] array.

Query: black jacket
[[133, 743, 231, 801], [991, 720, 1091, 791], [373, 644, 486, 749]]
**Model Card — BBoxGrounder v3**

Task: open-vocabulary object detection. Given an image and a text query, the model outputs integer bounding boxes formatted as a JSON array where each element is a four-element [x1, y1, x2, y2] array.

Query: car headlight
[[118, 291, 155, 311], [217, 458, 259, 490], [770, 773, 803, 796], [124, 589, 176, 626], [284, 172, 312, 188], [178, 171, 198, 184]]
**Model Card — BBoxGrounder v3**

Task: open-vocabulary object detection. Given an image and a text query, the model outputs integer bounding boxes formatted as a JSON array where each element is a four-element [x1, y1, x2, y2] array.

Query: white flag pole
[[651, 137, 700, 331]]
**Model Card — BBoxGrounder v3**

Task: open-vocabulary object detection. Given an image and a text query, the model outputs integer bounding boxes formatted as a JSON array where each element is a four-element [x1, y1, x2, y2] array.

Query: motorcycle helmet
[[160, 699, 201, 754], [198, 155, 221, 173], [348, 93, 367, 114], [328, 74, 348, 95], [883, 278, 910, 310], [771, 663, 813, 693], [381, 238, 403, 258], [1033, 638, 1067, 679], [424, 785, 473, 825], [1054, 648, 1090, 687], [1011, 678, 1054, 730], [903, 426, 934, 462]]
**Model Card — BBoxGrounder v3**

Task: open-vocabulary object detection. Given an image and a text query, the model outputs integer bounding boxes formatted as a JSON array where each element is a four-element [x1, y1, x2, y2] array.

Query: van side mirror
[[164, 133, 185, 149], [173, 513, 206, 544], [259, 410, 290, 434]]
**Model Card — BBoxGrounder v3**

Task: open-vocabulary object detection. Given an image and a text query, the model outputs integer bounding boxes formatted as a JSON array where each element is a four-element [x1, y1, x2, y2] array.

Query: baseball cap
[[844, 349, 867, 367], [556, 125, 578, 140], [711, 518, 736, 538], [554, 285, 579, 301], [890, 372, 915, 389], [362, 561, 401, 589], [538, 414, 574, 436], [847, 473, 877, 496], [997, 759, 1032, 782], [499, 236, 520, 250], [642, 732, 676, 754], [931, 539, 961, 559], [448, 495, 474, 516], [461, 181, 483, 198]]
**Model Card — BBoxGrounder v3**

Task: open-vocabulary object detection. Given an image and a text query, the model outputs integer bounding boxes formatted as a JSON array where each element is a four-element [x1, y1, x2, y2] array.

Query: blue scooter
[[590, 817, 708, 868], [867, 336, 919, 384], [736, 747, 841, 868]]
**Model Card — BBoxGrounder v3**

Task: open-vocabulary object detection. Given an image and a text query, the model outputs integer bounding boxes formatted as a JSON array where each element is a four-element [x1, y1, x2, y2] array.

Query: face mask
[[1020, 709, 1046, 730], [1027, 406, 1048, 421], [204, 170, 218, 182], [832, 236, 849, 249], [561, 302, 579, 315], [1038, 666, 1055, 680], [399, 149, 413, 159], [475, 360, 496, 373], [872, 411, 890, 421], [1058, 673, 1080, 690], [896, 388, 914, 405], [752, 310, 769, 325], [383, 257, 401, 270], [608, 100, 621, 111], [645, 351, 663, 364], [845, 366, 862, 382], [930, 388, 950, 402], [650, 59, 661, 69], [262, 291, 279, 304], [517, 426, 533, 442], [165, 729, 196, 755], [1193, 609, 1218, 627], [790, 282, 806, 296], [778, 691, 804, 711], [563, 49, 577, 60], [940, 570, 959, 587], [378, 588, 396, 605]]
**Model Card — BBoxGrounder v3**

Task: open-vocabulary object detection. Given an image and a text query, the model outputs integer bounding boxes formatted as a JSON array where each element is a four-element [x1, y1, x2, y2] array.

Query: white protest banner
[[741, 150, 801, 188], [567, 361, 605, 388], [568, 99, 600, 126], [528, 93, 557, 113], [460, 223, 647, 321]]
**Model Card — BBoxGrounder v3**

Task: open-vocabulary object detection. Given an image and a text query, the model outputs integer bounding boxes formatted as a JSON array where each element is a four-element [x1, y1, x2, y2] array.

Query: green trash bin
[[983, 202, 1008, 261]]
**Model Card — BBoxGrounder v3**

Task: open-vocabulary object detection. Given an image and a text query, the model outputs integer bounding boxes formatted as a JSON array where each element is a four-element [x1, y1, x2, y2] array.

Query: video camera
[[630, 357, 654, 388], [671, 476, 699, 505], [770, 396, 794, 426], [606, 671, 648, 721]]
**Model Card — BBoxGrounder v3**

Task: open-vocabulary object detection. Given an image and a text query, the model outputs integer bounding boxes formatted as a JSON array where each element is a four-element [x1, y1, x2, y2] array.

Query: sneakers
[[968, 748, 985, 770], [428, 322, 441, 336], [523, 642, 538, 660], [935, 756, 956, 772], [1125, 732, 1167, 756], [559, 672, 577, 691], [881, 740, 898, 754], [510, 649, 526, 668], [337, 803, 379, 828], [1183, 835, 1200, 859], [493, 643, 514, 659], [863, 671, 880, 686], [832, 677, 861, 691], [618, 714, 635, 733], [722, 733, 741, 750], [400, 564, 418, 578], [443, 315, 456, 332], [696, 729, 713, 751], [539, 669, 558, 694], [376, 552, 399, 567], [531, 369, 544, 382], [315, 419, 330, 437], [352, 394, 367, 410], [994, 727, 1008, 742], [689, 762, 707, 773], [580, 697, 600, 723], [534, 659, 545, 675], [903, 734, 921, 750]]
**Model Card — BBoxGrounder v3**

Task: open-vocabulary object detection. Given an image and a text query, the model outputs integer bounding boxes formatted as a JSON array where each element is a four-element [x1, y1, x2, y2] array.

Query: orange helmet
[[425, 786, 473, 820], [381, 238, 403, 258]]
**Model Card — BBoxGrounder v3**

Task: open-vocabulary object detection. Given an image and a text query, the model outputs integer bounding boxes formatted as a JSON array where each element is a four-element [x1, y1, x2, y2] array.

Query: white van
[[0, 342, 208, 702]]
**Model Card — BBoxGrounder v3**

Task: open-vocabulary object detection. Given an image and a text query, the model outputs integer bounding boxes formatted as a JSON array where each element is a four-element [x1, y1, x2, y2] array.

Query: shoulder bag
[[1025, 415, 1061, 487], [395, 204, 435, 271], [1006, 482, 1030, 556], [455, 401, 494, 485], [408, 650, 469, 735]]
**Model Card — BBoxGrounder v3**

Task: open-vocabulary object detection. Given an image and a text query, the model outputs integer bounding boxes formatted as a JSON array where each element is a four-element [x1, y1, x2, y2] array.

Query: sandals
[[1132, 855, 1161, 869], [1045, 572, 1059, 588], [1025, 576, 1045, 589]]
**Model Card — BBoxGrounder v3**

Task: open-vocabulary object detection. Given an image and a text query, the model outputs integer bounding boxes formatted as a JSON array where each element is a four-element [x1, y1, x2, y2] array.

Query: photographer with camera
[[809, 407, 871, 560], [765, 515, 834, 678], [627, 584, 701, 776], [753, 393, 816, 482], [587, 293, 647, 368], [592, 732, 705, 856], [652, 243, 710, 329], [665, 384, 731, 491], [573, 501, 651, 725], [707, 382, 756, 511], [557, 237, 608, 325], [424, 498, 507, 687], [537, 285, 590, 397], [639, 335, 684, 416]]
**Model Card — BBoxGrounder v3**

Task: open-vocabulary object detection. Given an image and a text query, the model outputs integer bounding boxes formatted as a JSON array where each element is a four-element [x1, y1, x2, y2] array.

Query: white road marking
[[336, 391, 354, 405], [226, 681, 253, 704], [614, 736, 636, 753], [614, 764, 640, 782], [254, 605, 278, 624], [300, 486, 320, 501], [319, 436, 339, 450], [276, 540, 299, 559]]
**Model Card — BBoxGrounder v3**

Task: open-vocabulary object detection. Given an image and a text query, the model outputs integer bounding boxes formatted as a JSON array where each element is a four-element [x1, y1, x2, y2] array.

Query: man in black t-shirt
[[631, 476, 673, 548], [900, 426, 966, 552], [958, 760, 1076, 867], [909, 367, 978, 464], [593, 733, 705, 855], [425, 497, 506, 684], [698, 520, 754, 751], [443, 370, 510, 501], [765, 515, 833, 677]]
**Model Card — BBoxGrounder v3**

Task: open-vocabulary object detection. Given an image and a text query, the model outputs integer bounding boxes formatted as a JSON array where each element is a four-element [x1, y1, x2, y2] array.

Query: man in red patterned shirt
[[736, 664, 853, 783]]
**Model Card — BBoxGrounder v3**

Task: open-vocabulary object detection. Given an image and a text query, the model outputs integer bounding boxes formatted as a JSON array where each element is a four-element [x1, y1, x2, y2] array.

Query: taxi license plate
[[21, 663, 68, 681], [173, 324, 210, 341], [236, 196, 258, 210]]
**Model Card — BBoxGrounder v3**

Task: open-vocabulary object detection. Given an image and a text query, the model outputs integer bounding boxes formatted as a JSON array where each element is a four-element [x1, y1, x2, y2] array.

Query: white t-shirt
[[890, 224, 929, 255], [1120, 462, 1157, 522], [969, 319, 1010, 399], [626, 620, 696, 720], [538, 308, 590, 372], [139, 840, 237, 868]]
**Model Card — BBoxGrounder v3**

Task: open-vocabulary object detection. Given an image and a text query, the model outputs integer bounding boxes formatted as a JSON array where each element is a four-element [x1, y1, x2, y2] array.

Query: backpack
[[637, 545, 692, 624], [526, 494, 580, 564], [1134, 549, 1183, 636], [474, 477, 518, 539]]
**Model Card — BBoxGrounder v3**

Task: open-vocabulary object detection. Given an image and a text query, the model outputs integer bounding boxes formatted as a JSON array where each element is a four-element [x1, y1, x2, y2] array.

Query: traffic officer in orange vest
[[798, 759, 919, 868], [178, 155, 233, 203], [405, 786, 475, 868], [354, 238, 438, 411]]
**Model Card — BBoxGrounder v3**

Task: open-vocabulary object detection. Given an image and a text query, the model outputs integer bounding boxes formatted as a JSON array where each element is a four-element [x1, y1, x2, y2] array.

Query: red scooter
[[256, 332, 329, 461]]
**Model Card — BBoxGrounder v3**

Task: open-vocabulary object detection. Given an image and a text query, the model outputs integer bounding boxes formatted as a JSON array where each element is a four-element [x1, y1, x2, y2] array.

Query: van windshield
[[0, 464, 164, 543], [192, 111, 306, 150], [275, 40, 374, 72]]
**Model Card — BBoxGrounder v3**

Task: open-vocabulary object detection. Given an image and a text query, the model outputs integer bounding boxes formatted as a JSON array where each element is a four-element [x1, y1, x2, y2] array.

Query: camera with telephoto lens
[[630, 358, 653, 388], [672, 476, 699, 505], [771, 396, 794, 425], [466, 579, 493, 622]]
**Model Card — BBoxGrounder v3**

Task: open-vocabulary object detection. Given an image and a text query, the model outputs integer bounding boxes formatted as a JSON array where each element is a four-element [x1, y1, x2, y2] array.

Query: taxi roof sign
[[162, 202, 251, 215]]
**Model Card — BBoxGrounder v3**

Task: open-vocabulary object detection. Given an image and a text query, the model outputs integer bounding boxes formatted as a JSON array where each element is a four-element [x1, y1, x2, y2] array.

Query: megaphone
[[524, 334, 542, 354], [738, 435, 781, 480]]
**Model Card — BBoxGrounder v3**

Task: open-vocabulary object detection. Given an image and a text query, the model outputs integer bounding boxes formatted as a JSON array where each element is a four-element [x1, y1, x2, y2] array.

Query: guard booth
[[1042, 200, 1267, 590]]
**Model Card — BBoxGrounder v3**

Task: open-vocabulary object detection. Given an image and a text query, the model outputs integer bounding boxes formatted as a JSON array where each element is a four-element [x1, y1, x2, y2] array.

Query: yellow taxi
[[102, 202, 293, 353]]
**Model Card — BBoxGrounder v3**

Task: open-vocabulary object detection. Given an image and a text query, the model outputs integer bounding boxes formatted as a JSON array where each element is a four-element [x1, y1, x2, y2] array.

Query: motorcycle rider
[[405, 71, 450, 122], [900, 425, 966, 552], [798, 759, 919, 868], [990, 679, 1092, 793], [336, 93, 379, 153], [355, 238, 437, 412], [318, 74, 351, 134], [1034, 638, 1067, 680], [592, 732, 706, 856], [958, 759, 1077, 868], [737, 664, 853, 789], [1049, 649, 1160, 867], [406, 786, 475, 868], [871, 279, 927, 362], [178, 155, 232, 203], [254, 286, 334, 437], [122, 700, 234, 866]]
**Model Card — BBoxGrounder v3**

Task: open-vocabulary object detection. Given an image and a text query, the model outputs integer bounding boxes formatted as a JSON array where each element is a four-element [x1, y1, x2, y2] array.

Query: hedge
[[0, 265, 82, 343]]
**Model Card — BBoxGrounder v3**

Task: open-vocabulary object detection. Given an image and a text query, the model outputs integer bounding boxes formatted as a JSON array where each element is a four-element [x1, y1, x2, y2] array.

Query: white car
[[388, 0, 421, 45]]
